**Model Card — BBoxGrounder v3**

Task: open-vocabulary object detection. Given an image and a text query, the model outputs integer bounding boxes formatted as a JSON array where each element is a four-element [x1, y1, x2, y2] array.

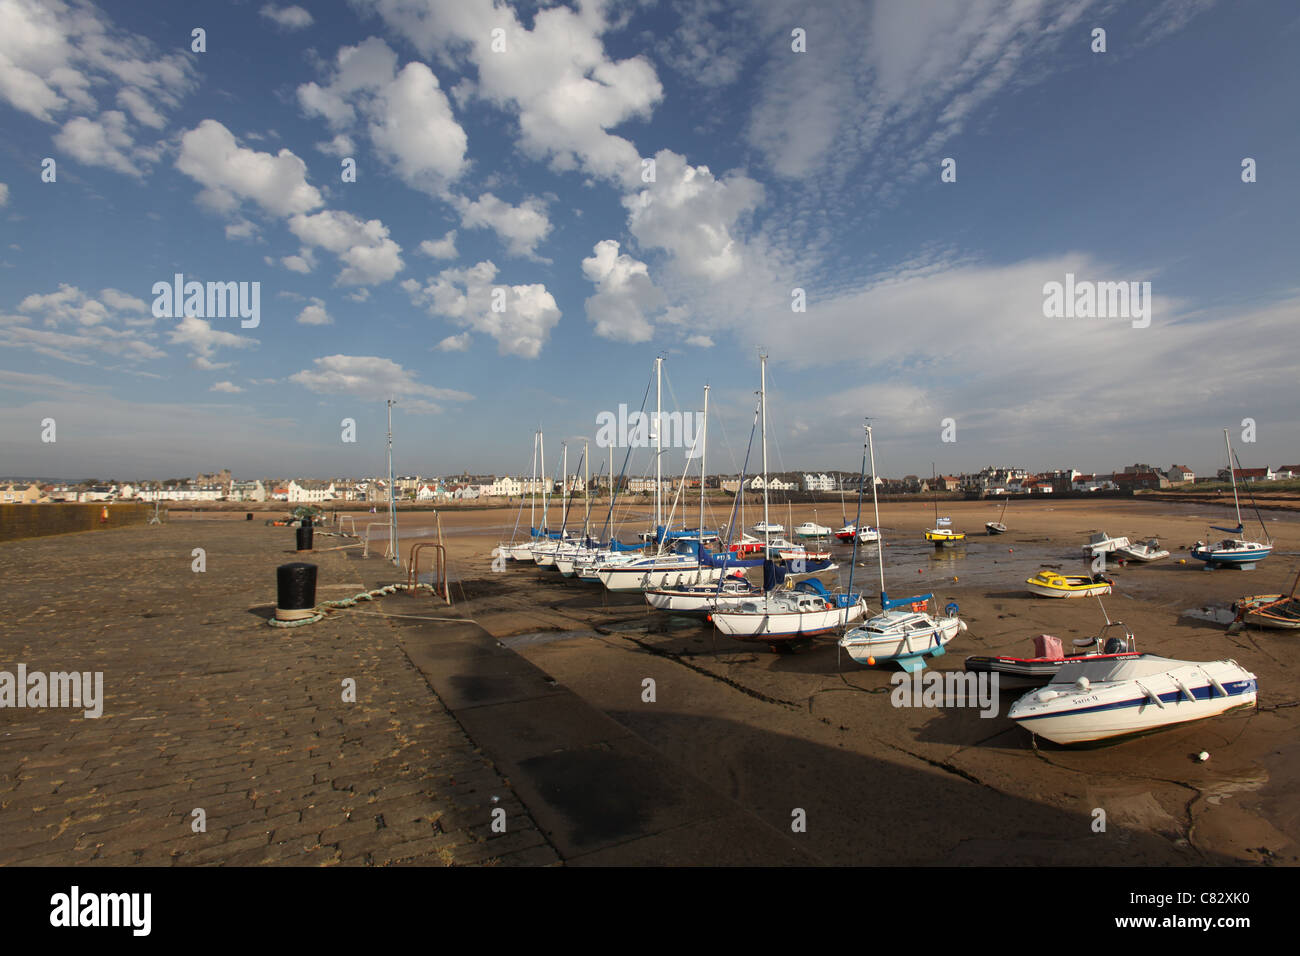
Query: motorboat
[[751, 520, 784, 535], [965, 624, 1139, 688], [1113, 538, 1169, 562], [856, 526, 880, 544], [1026, 570, 1114, 598], [1082, 531, 1130, 555], [1007, 654, 1257, 745], [794, 521, 832, 538]]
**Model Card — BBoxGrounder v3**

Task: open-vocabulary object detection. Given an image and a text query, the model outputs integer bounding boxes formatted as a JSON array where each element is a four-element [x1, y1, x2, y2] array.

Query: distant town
[[4, 463, 1299, 506]]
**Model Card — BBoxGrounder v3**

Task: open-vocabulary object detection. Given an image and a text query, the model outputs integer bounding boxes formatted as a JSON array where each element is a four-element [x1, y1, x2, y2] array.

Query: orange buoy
[[866, 656, 876, 666], [100, 506, 109, 523]]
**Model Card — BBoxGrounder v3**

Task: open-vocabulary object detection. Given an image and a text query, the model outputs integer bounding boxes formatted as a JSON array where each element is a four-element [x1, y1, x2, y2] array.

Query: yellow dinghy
[[1026, 570, 1114, 598]]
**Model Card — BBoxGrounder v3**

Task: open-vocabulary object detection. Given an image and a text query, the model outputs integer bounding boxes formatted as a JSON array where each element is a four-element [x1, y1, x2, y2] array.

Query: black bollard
[[275, 562, 317, 622], [296, 522, 314, 551], [246, 512, 253, 521]]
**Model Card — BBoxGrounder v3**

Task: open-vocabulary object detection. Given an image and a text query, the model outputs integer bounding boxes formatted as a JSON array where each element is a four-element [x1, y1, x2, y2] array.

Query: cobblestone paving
[[0, 520, 558, 866]]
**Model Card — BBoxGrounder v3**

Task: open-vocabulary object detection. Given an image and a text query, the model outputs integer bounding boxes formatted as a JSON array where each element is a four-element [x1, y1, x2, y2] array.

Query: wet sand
[[345, 496, 1300, 865]]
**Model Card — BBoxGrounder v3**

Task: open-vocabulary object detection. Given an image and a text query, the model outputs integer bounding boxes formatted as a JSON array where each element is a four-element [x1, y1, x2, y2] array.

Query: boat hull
[[1026, 581, 1112, 598], [1191, 544, 1273, 569], [840, 616, 964, 671], [1008, 659, 1257, 744], [712, 602, 865, 640], [1234, 595, 1300, 629], [985, 522, 1007, 535], [598, 563, 724, 593]]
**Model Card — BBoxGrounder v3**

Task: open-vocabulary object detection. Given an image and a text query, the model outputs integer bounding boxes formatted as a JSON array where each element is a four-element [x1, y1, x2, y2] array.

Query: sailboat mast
[[868, 424, 885, 597], [560, 442, 568, 534], [530, 430, 538, 532], [760, 353, 769, 554], [700, 384, 709, 542], [1224, 427, 1244, 529], [583, 438, 590, 537], [540, 431, 548, 531], [655, 356, 663, 533]]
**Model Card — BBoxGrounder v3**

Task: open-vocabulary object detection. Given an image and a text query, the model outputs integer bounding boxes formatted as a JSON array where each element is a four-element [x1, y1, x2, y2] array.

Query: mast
[[559, 442, 568, 535], [760, 353, 769, 554], [530, 429, 538, 534], [384, 398, 395, 564], [655, 355, 663, 534], [583, 438, 590, 538], [1224, 427, 1243, 531], [540, 431, 548, 532], [868, 424, 886, 598], [699, 384, 709, 542], [844, 420, 869, 620]]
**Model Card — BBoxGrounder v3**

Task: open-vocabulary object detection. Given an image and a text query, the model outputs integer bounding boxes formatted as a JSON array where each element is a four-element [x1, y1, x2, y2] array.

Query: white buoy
[[1197, 751, 1210, 762]]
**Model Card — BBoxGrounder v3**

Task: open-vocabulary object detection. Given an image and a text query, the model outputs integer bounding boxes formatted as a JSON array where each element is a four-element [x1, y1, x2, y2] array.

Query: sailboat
[[840, 424, 966, 672], [598, 369, 727, 593], [505, 429, 541, 561], [924, 465, 965, 547], [1192, 428, 1273, 570], [985, 494, 1008, 535], [711, 356, 866, 644]]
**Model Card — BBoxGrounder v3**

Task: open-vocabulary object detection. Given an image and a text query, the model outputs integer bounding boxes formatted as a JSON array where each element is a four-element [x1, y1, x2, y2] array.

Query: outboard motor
[[1103, 637, 1127, 655]]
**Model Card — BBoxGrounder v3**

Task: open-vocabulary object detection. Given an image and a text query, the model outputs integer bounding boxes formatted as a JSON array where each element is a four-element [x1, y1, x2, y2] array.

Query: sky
[[1, 0, 1298, 482]]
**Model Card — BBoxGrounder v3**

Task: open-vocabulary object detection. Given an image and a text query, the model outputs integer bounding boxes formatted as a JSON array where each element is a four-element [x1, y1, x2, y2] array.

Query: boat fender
[[1136, 681, 1165, 709], [1075, 676, 1091, 692], [1207, 674, 1228, 698], [945, 602, 959, 616]]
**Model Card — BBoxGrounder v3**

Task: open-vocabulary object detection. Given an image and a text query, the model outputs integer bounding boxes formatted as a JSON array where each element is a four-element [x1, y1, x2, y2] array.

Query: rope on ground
[[266, 582, 439, 628]]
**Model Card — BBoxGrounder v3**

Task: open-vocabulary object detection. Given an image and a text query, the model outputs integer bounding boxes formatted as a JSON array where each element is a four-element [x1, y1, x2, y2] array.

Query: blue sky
[[1, 0, 1297, 481]]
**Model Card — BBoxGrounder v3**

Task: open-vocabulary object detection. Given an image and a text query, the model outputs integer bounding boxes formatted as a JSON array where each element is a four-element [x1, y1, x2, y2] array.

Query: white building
[[229, 479, 266, 502], [803, 473, 836, 492], [287, 480, 337, 503]]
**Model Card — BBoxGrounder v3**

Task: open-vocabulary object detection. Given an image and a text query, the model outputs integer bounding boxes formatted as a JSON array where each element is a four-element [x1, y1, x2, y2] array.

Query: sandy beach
[[379, 494, 1300, 865]]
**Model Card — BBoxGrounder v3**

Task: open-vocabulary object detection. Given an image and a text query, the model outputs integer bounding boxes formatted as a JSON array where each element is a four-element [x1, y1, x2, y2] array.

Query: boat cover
[[1033, 634, 1064, 660]]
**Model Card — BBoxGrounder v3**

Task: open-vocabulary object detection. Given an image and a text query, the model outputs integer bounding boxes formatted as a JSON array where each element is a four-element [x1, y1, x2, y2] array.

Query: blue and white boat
[[1007, 654, 1257, 745], [838, 423, 967, 672], [1191, 429, 1273, 570]]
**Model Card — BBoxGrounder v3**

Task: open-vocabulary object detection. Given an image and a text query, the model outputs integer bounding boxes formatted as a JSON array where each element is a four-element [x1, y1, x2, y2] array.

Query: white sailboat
[[505, 429, 541, 562], [712, 358, 866, 644], [1192, 428, 1273, 570], [839, 423, 967, 673]]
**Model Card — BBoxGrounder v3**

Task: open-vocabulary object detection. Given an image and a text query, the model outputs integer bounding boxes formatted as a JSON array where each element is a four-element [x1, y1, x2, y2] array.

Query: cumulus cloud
[[0, 182, 8, 206], [297, 37, 467, 193], [419, 230, 458, 259], [405, 260, 561, 359], [288, 209, 404, 285], [177, 120, 324, 218], [168, 316, 259, 360], [288, 354, 472, 413], [3, 283, 164, 364], [581, 240, 664, 343], [260, 4, 314, 30], [436, 332, 471, 352], [456, 193, 551, 259], [210, 380, 244, 393], [53, 111, 144, 178], [355, 0, 660, 188], [296, 298, 333, 325]]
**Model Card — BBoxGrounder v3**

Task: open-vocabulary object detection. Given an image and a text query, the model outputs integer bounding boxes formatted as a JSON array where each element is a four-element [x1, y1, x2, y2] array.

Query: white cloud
[[225, 219, 259, 241], [288, 209, 404, 285], [298, 37, 467, 193], [296, 298, 333, 325], [0, 182, 8, 206], [168, 316, 259, 360], [281, 248, 315, 273], [581, 240, 663, 343], [685, 334, 714, 348], [356, 0, 661, 188], [405, 260, 561, 359], [176, 120, 324, 218], [436, 332, 471, 352], [260, 4, 314, 30], [210, 380, 244, 393], [625, 149, 763, 281], [457, 193, 551, 259], [288, 354, 472, 413], [316, 133, 355, 157], [53, 111, 143, 178], [192, 356, 232, 371], [419, 230, 457, 259]]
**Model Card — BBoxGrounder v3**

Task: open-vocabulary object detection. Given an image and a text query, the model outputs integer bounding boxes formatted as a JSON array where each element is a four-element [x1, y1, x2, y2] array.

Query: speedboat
[[794, 521, 832, 538], [751, 520, 784, 535], [834, 524, 857, 541], [839, 595, 966, 673], [856, 526, 880, 544], [1113, 538, 1169, 563], [1082, 532, 1130, 555], [1007, 654, 1258, 745], [1026, 570, 1114, 598], [965, 625, 1139, 689]]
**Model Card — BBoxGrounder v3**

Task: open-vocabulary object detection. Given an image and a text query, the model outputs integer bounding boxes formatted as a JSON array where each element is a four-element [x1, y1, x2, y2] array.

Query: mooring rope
[[267, 581, 439, 628]]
